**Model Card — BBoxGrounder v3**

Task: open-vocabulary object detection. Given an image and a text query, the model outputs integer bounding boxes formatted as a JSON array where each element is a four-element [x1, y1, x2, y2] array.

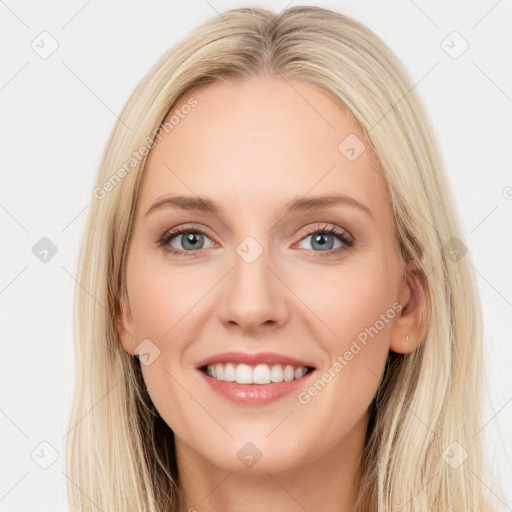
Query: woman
[[66, 6, 502, 511]]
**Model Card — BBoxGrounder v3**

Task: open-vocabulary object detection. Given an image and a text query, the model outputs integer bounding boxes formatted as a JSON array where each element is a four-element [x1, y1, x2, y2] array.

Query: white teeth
[[224, 363, 236, 382], [204, 362, 310, 384], [253, 364, 271, 384], [235, 363, 252, 384], [283, 365, 295, 381], [295, 367, 307, 379], [270, 365, 284, 383]]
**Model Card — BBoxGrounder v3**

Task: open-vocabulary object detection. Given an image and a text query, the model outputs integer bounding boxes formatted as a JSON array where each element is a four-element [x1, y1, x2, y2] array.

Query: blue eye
[[296, 225, 353, 254], [158, 223, 354, 257], [158, 225, 214, 255]]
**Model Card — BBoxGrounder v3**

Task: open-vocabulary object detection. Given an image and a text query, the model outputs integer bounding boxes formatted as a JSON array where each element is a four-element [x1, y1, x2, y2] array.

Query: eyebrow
[[144, 194, 374, 219]]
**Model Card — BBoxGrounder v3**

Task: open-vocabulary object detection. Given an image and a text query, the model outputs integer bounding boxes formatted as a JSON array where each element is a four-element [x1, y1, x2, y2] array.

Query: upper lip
[[196, 351, 316, 369]]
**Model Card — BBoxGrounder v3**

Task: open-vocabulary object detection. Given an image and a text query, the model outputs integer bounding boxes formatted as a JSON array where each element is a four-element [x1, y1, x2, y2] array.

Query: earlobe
[[389, 260, 427, 355], [116, 294, 136, 356]]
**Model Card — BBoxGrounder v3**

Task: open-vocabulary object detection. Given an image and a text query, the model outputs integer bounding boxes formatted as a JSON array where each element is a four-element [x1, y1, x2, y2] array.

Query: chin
[[198, 435, 307, 474]]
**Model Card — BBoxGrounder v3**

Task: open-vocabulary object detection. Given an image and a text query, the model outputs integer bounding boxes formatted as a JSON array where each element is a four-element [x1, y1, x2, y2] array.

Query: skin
[[117, 75, 425, 512]]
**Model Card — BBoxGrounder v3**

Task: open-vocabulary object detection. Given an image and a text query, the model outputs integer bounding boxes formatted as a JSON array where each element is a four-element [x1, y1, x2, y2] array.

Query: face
[[118, 75, 421, 475]]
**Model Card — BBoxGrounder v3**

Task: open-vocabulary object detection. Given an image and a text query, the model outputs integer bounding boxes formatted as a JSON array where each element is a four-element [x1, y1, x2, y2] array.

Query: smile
[[201, 362, 313, 384]]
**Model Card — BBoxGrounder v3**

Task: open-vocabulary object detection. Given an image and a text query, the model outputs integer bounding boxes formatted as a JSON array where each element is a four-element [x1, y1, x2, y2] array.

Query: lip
[[198, 366, 316, 405], [195, 351, 317, 406], [195, 351, 315, 369]]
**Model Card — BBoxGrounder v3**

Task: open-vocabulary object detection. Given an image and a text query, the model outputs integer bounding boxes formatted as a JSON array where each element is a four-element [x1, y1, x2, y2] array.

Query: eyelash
[[157, 222, 355, 258]]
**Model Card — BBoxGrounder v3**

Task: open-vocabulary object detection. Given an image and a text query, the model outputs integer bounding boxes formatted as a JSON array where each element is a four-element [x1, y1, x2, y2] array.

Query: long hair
[[66, 6, 501, 511]]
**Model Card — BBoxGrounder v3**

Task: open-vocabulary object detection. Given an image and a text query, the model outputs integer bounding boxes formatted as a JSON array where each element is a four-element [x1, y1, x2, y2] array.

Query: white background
[[1, 0, 511, 510]]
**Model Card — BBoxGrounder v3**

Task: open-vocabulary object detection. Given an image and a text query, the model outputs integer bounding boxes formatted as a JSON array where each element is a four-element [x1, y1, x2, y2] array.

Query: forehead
[[137, 76, 388, 219]]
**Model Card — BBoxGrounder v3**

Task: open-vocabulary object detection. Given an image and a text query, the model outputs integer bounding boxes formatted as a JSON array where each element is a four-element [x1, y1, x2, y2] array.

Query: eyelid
[[297, 222, 353, 242]]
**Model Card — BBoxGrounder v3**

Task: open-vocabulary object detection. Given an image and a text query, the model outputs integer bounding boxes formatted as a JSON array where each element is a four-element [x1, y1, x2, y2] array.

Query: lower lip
[[198, 369, 315, 405]]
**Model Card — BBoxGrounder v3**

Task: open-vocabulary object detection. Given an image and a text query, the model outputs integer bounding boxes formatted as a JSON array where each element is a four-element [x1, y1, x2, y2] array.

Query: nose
[[217, 244, 290, 333]]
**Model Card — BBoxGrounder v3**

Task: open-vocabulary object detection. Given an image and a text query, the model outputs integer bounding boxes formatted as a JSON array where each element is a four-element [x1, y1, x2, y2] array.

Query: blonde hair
[[66, 6, 502, 511]]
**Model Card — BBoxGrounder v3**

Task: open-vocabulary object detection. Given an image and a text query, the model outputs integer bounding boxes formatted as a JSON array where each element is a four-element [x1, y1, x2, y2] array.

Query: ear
[[389, 259, 427, 354], [116, 293, 137, 356]]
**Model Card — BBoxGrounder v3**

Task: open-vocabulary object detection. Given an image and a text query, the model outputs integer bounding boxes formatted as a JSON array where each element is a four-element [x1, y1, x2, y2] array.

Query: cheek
[[299, 256, 399, 387], [305, 257, 398, 337], [126, 264, 194, 430], [290, 260, 398, 441], [127, 252, 206, 342], [126, 253, 214, 414]]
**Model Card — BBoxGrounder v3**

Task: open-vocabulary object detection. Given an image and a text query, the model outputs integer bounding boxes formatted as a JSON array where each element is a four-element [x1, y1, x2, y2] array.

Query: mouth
[[199, 362, 316, 385], [195, 351, 317, 405]]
